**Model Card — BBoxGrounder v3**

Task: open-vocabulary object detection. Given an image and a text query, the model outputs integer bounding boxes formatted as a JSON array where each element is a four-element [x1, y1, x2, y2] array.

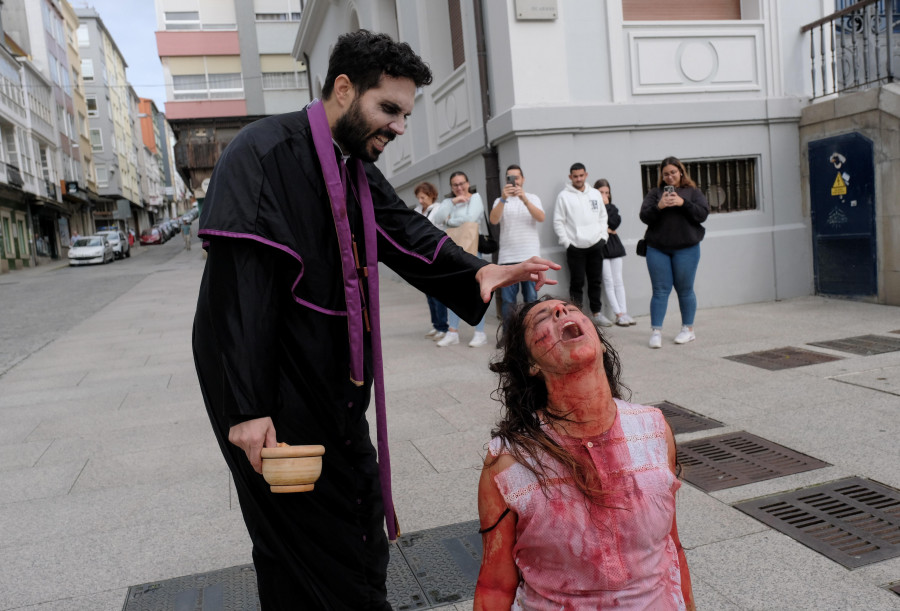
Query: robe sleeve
[[204, 238, 284, 426], [364, 164, 490, 326]]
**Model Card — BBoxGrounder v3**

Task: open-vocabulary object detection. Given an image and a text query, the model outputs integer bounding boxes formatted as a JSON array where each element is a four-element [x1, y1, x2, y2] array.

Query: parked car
[[97, 230, 130, 259], [68, 235, 114, 266], [152, 224, 170, 242], [140, 228, 163, 245]]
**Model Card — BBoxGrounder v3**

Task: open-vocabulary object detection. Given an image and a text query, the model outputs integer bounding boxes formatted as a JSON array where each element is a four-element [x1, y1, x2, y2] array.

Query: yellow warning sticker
[[831, 173, 847, 196]]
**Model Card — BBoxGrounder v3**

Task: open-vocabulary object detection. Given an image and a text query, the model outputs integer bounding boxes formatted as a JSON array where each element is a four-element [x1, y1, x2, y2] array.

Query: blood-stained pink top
[[488, 399, 685, 610]]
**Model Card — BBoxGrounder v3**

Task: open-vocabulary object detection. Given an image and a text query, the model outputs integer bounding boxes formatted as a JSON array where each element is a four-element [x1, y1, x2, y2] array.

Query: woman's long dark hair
[[656, 156, 697, 188], [488, 296, 631, 499]]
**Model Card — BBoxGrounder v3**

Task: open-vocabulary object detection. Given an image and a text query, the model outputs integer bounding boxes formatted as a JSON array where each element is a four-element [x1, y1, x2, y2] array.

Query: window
[[77, 24, 89, 47], [164, 11, 200, 30], [95, 165, 108, 187], [81, 59, 94, 81], [86, 96, 98, 117], [639, 157, 759, 213], [262, 71, 301, 90], [623, 0, 741, 20], [2, 216, 11, 256], [173, 73, 243, 100], [448, 0, 465, 70], [90, 128, 103, 152], [255, 12, 302, 21]]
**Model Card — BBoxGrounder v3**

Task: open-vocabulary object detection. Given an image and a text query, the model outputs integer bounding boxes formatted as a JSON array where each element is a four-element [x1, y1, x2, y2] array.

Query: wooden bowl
[[260, 445, 325, 493]]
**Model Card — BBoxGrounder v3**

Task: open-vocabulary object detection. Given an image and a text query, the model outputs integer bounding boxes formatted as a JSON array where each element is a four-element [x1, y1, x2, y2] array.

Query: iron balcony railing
[[803, 0, 898, 98]]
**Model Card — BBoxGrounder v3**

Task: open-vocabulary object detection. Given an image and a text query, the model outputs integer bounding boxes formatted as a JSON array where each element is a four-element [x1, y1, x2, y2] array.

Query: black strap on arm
[[478, 508, 511, 534]]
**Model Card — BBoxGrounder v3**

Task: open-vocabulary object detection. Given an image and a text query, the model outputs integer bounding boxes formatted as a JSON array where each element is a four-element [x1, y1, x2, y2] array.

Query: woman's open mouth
[[560, 321, 584, 341]]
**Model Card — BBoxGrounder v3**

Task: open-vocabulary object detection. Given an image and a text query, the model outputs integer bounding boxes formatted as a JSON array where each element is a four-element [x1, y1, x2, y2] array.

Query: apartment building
[[75, 6, 144, 234], [154, 0, 310, 202], [0, 0, 82, 270], [294, 0, 853, 312]]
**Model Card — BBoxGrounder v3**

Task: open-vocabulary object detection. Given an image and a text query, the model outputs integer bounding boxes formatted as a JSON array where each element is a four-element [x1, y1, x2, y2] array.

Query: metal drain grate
[[808, 334, 900, 356], [123, 521, 483, 610], [736, 477, 900, 569], [724, 347, 843, 370], [651, 401, 724, 435], [124, 565, 260, 610], [677, 431, 830, 492]]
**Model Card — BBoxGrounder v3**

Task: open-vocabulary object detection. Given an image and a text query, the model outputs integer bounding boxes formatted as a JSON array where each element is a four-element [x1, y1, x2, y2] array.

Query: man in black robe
[[193, 30, 558, 610]]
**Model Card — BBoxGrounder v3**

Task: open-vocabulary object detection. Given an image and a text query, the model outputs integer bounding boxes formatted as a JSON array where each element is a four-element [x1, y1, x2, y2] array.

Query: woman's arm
[[666, 423, 695, 611], [639, 188, 663, 224], [474, 455, 519, 610]]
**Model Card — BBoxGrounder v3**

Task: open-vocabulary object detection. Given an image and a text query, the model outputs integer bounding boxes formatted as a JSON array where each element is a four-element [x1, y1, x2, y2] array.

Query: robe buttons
[[347, 401, 354, 408], [586, 442, 594, 448]]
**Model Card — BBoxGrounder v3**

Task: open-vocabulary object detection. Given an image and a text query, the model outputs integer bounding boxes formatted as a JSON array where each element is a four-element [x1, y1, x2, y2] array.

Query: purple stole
[[307, 100, 399, 541]]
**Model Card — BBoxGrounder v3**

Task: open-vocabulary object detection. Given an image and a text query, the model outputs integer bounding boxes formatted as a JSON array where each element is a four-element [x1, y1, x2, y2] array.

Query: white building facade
[[295, 0, 842, 314]]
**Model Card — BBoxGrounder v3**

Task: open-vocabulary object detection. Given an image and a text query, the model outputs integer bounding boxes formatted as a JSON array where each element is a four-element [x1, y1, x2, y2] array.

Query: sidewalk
[[0, 247, 898, 609]]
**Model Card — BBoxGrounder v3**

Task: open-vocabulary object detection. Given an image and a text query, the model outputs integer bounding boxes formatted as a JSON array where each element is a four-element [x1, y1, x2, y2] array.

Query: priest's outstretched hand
[[475, 256, 561, 303]]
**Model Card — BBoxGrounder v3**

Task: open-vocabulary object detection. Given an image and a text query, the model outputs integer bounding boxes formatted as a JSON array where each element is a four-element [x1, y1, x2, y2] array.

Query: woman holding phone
[[639, 157, 709, 349]]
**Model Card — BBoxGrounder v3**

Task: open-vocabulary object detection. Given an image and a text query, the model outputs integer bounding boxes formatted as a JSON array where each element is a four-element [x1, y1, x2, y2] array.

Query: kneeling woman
[[475, 297, 694, 610]]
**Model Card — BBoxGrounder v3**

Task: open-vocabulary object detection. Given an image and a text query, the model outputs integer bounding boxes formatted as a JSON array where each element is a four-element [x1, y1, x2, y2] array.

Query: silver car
[[68, 235, 114, 266], [97, 230, 130, 259]]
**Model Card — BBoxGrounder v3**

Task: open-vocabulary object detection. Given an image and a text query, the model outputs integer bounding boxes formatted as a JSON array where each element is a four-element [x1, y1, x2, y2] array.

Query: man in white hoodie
[[553, 162, 612, 326]]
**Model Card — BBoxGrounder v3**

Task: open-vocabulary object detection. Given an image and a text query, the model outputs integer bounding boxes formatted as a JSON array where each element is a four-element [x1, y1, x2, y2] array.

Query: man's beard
[[332, 99, 394, 162]]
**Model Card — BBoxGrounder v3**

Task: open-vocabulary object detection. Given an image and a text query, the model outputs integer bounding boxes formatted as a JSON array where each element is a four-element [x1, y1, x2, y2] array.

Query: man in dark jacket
[[193, 30, 558, 610]]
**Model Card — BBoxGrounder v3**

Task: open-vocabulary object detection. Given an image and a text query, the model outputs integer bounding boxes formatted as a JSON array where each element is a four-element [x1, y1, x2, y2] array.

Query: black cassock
[[192, 107, 488, 610]]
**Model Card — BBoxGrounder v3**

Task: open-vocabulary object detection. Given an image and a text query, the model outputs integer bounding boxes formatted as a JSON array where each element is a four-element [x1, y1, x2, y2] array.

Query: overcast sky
[[75, 1, 167, 111]]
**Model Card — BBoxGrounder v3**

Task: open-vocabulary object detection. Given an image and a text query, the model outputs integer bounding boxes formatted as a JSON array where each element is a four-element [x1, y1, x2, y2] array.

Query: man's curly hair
[[322, 30, 433, 99]]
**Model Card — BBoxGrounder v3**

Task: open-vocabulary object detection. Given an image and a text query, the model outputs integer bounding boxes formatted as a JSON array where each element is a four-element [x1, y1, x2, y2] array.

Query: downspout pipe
[[472, 0, 500, 243]]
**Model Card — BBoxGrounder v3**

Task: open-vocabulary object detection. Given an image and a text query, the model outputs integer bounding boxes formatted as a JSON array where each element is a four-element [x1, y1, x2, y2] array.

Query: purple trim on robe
[[199, 228, 347, 317], [376, 225, 449, 264]]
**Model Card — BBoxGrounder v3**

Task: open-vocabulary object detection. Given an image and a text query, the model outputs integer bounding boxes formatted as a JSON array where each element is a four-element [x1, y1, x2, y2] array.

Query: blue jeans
[[448, 309, 485, 333], [427, 295, 448, 333], [646, 243, 700, 328], [500, 280, 538, 325]]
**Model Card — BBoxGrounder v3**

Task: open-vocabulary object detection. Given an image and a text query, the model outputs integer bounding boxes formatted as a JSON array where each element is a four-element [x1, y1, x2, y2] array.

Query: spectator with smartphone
[[553, 163, 611, 327], [639, 156, 710, 349], [490, 164, 545, 335]]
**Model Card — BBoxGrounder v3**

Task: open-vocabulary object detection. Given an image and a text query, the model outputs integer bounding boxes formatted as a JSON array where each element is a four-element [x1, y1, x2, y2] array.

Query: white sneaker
[[649, 329, 662, 349], [622, 314, 637, 326], [674, 326, 695, 344], [436, 332, 459, 347], [468, 331, 488, 347], [425, 327, 438, 337], [615, 315, 630, 327], [432, 331, 446, 342], [593, 312, 614, 327]]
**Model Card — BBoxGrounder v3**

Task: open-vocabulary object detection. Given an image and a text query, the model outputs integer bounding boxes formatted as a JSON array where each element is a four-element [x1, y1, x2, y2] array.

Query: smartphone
[[506, 175, 517, 186], [664, 186, 675, 194]]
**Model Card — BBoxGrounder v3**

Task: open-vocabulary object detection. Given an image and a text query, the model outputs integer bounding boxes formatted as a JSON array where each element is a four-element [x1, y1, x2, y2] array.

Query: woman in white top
[[434, 171, 489, 348]]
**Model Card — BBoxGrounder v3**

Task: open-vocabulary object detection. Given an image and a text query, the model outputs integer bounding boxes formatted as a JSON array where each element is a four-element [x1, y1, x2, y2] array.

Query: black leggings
[[566, 241, 604, 313]]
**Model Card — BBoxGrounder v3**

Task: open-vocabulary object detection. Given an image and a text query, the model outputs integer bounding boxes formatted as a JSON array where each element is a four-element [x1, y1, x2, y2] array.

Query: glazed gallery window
[[173, 73, 243, 100], [76, 24, 89, 47], [95, 165, 108, 187], [81, 59, 94, 81], [164, 11, 200, 30], [261, 71, 302, 90], [639, 157, 759, 213]]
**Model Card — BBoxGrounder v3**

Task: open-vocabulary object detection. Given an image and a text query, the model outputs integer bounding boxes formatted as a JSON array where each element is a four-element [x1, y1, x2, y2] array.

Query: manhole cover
[[735, 477, 900, 569], [123, 521, 483, 610], [808, 334, 900, 356], [724, 347, 843, 370], [651, 401, 724, 435], [396, 520, 482, 606], [124, 565, 260, 610], [677, 431, 830, 492]]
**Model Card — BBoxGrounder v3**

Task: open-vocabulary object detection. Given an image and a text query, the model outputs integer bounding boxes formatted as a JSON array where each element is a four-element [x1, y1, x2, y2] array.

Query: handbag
[[636, 239, 647, 257], [478, 232, 498, 254], [478, 209, 498, 254], [602, 233, 626, 259], [445, 221, 480, 256]]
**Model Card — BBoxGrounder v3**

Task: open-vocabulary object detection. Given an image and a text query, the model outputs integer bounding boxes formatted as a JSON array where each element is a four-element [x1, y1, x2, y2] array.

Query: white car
[[97, 230, 130, 259], [68, 235, 114, 266]]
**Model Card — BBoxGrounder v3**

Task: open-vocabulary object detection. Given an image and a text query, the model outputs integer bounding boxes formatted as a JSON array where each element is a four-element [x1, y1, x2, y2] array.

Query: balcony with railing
[[802, 0, 898, 99]]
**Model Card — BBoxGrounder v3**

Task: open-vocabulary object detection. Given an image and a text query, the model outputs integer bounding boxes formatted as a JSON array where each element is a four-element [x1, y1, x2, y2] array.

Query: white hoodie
[[553, 183, 608, 249]]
